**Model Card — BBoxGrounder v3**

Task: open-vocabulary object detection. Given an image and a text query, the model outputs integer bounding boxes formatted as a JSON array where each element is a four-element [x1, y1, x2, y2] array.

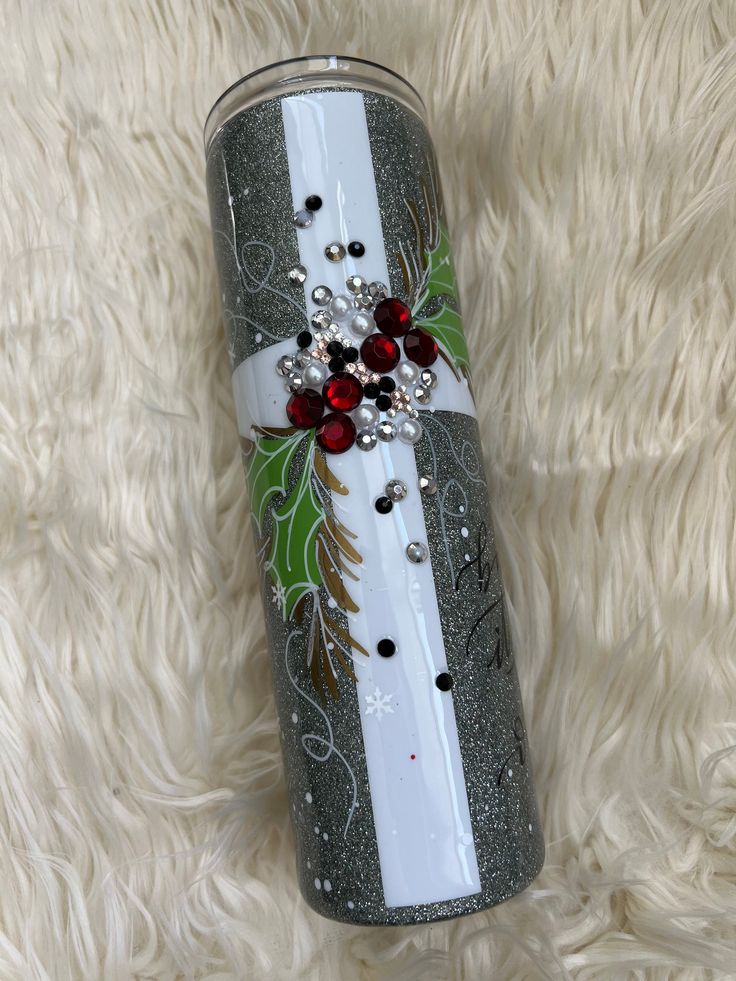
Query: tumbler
[[204, 55, 544, 926]]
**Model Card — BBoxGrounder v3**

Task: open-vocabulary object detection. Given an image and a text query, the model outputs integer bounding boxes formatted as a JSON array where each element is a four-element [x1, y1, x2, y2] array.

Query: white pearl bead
[[396, 360, 419, 384], [350, 312, 375, 337], [303, 361, 327, 386], [398, 418, 423, 444], [329, 294, 352, 320], [352, 403, 380, 430]]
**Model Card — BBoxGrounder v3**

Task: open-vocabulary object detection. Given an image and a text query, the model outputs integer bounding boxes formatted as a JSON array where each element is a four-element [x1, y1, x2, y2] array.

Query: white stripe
[[280, 90, 480, 907]]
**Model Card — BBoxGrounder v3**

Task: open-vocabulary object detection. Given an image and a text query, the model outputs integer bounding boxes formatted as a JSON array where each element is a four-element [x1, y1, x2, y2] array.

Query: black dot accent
[[375, 394, 392, 411], [305, 194, 322, 211], [363, 382, 380, 400], [348, 240, 365, 257], [377, 637, 396, 657], [296, 330, 312, 349], [379, 376, 396, 393], [374, 496, 393, 515], [343, 346, 359, 363], [435, 672, 454, 691], [328, 356, 345, 373], [326, 340, 344, 357]]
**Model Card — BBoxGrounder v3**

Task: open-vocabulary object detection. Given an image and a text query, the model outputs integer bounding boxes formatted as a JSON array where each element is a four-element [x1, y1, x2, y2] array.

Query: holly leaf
[[416, 302, 470, 376], [414, 222, 457, 311], [246, 429, 307, 535], [266, 431, 325, 619]]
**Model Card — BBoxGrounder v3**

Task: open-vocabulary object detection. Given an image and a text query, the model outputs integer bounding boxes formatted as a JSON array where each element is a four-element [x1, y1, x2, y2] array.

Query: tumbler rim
[[204, 55, 426, 155]]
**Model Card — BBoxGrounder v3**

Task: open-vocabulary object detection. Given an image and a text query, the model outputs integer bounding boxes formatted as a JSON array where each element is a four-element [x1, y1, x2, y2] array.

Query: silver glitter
[[385, 479, 408, 502], [312, 285, 333, 306], [418, 474, 438, 495], [376, 420, 396, 442], [276, 354, 295, 376], [325, 241, 346, 262], [294, 208, 313, 228], [420, 369, 438, 390], [405, 541, 428, 563], [356, 430, 377, 452], [288, 264, 308, 284], [346, 275, 366, 294], [414, 385, 431, 405]]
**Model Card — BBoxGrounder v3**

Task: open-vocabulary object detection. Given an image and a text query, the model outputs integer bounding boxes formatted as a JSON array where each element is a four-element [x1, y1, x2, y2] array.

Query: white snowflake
[[271, 581, 286, 613], [364, 686, 394, 720]]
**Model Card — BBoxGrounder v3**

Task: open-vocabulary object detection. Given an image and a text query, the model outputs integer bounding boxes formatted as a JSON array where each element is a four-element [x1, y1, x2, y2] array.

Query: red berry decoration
[[403, 328, 438, 367], [316, 412, 356, 454], [361, 333, 401, 373], [374, 297, 412, 337], [323, 372, 363, 411], [286, 388, 324, 428]]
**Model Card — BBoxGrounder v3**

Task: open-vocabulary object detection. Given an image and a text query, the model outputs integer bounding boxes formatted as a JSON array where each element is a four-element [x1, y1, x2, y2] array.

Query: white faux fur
[[3, 1, 736, 977]]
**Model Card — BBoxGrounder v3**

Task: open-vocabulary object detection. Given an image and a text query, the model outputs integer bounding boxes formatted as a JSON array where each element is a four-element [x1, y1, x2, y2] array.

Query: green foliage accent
[[416, 302, 470, 375], [415, 223, 457, 310], [266, 431, 325, 619], [247, 429, 306, 535]]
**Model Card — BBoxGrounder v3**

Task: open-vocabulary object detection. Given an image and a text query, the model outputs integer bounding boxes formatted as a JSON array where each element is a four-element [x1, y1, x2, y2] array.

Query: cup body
[[205, 55, 544, 925]]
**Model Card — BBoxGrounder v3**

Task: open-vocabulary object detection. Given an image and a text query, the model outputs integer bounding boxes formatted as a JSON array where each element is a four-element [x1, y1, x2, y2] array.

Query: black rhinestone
[[363, 382, 380, 400], [374, 496, 393, 515], [328, 357, 345, 373], [435, 672, 454, 692], [296, 330, 312, 349], [379, 376, 396, 393], [305, 194, 322, 211], [375, 394, 392, 411], [343, 346, 359, 363], [326, 340, 344, 357], [348, 240, 365, 257], [377, 637, 396, 657]]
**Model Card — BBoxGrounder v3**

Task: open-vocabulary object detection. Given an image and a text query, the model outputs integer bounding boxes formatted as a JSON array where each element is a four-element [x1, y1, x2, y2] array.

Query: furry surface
[[2, 0, 736, 977]]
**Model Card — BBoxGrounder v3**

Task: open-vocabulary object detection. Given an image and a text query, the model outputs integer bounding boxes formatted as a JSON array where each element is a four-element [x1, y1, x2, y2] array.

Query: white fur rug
[[3, 1, 736, 977]]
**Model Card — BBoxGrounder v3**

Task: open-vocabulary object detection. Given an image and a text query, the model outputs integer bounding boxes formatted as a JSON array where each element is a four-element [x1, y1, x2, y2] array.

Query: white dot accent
[[464, 553, 471, 562], [305, 792, 312, 804], [461, 832, 473, 845], [327, 597, 337, 609], [323, 832, 328, 840], [323, 880, 332, 892], [461, 526, 469, 538], [508, 769, 513, 777], [459, 505, 465, 513], [528, 823, 533, 832], [347, 901, 355, 910], [314, 878, 322, 890], [314, 826, 319, 834], [254, 331, 262, 342], [307, 859, 311, 869], [291, 713, 298, 723]]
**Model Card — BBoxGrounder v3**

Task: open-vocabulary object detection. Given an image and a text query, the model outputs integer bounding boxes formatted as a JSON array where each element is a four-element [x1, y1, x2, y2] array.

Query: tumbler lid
[[204, 55, 426, 155]]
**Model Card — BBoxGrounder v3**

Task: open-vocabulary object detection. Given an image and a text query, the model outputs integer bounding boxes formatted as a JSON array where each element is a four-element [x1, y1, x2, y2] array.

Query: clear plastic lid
[[204, 55, 425, 156]]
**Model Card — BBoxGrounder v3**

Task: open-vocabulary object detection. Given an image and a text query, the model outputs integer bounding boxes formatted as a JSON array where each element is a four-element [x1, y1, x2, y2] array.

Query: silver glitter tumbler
[[204, 56, 544, 925]]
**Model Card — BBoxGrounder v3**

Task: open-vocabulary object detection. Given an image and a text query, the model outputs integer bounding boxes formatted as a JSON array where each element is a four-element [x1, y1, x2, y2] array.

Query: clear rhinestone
[[397, 361, 419, 384], [354, 292, 374, 310], [276, 354, 295, 376], [350, 312, 374, 337], [414, 385, 431, 404], [420, 369, 438, 390], [376, 420, 396, 442], [325, 242, 346, 262], [288, 264, 308, 284], [398, 418, 423, 444], [385, 479, 408, 502], [406, 541, 428, 564], [356, 430, 378, 452], [419, 475, 438, 495], [286, 371, 303, 393], [294, 209, 313, 228], [311, 285, 333, 306], [346, 275, 366, 294], [368, 281, 388, 301], [296, 350, 313, 368], [311, 309, 331, 329]]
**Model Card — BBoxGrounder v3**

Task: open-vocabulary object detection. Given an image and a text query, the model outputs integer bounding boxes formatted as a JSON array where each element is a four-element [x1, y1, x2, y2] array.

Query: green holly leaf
[[415, 222, 457, 310], [416, 302, 470, 376], [266, 431, 325, 619], [246, 429, 307, 535]]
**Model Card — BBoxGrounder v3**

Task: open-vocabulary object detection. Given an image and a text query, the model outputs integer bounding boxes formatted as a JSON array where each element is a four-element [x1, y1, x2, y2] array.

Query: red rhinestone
[[374, 297, 412, 337], [361, 333, 400, 373], [323, 372, 363, 411], [403, 328, 438, 367], [286, 388, 324, 428], [316, 412, 356, 454]]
